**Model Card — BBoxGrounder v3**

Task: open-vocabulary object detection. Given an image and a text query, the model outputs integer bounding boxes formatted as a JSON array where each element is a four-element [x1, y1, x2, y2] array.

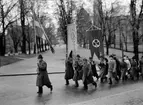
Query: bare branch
[[4, 1, 18, 18]]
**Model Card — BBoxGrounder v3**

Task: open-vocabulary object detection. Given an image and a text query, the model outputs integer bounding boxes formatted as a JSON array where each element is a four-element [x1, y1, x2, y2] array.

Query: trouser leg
[[114, 72, 119, 82], [65, 79, 69, 85], [95, 72, 99, 80], [92, 81, 97, 88], [75, 80, 79, 87], [108, 78, 112, 84], [83, 81, 88, 90], [38, 86, 43, 93], [100, 77, 103, 83], [46, 84, 53, 91], [117, 71, 121, 80]]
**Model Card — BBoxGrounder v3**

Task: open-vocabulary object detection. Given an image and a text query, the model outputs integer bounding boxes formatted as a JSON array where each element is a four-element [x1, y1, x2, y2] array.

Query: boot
[[65, 79, 69, 85], [100, 78, 103, 83], [75, 81, 79, 87], [37, 87, 43, 94], [84, 84, 88, 90], [92, 82, 97, 88], [108, 78, 112, 85], [50, 85, 53, 92]]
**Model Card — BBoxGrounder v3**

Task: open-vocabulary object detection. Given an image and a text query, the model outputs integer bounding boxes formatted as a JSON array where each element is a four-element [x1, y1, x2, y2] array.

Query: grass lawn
[[15, 54, 37, 59], [0, 56, 23, 67]]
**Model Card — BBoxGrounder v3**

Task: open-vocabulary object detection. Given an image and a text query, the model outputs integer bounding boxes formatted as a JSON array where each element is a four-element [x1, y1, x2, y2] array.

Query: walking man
[[82, 58, 97, 90], [89, 57, 99, 81], [73, 55, 83, 87], [108, 55, 116, 85], [36, 54, 53, 94]]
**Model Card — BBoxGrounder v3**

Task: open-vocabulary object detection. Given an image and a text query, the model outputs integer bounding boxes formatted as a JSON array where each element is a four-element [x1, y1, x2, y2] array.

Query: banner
[[33, 19, 46, 40], [31, 7, 55, 53], [67, 24, 77, 57], [87, 30, 104, 59]]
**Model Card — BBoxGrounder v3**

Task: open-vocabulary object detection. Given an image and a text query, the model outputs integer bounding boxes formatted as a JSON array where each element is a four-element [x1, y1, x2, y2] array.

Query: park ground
[[0, 45, 143, 105]]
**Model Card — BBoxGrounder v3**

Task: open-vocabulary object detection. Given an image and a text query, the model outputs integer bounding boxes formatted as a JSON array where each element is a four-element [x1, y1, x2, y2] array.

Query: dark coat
[[65, 60, 74, 80], [82, 64, 94, 84], [90, 61, 98, 77], [98, 62, 106, 78], [36, 60, 51, 87], [73, 60, 83, 81]]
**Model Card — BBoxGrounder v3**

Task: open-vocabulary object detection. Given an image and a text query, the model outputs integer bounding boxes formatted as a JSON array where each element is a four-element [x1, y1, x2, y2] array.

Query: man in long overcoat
[[108, 55, 116, 85], [82, 58, 97, 90], [36, 54, 53, 94]]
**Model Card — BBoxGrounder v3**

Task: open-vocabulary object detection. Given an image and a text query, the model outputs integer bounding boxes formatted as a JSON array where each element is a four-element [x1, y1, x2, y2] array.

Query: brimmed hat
[[38, 54, 43, 59], [109, 55, 114, 58], [83, 58, 87, 61]]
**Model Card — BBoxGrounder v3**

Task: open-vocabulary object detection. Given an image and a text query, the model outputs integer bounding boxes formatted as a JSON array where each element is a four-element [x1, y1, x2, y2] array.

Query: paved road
[[0, 47, 66, 75], [0, 74, 143, 105], [0, 46, 143, 105]]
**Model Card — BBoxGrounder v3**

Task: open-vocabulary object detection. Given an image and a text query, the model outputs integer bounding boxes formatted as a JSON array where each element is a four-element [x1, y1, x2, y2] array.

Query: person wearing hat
[[98, 56, 106, 83], [89, 57, 99, 80], [120, 58, 128, 81], [65, 56, 74, 85], [130, 56, 138, 80], [113, 55, 121, 81], [36, 54, 53, 94], [73, 54, 83, 87], [108, 55, 117, 85], [82, 58, 97, 90]]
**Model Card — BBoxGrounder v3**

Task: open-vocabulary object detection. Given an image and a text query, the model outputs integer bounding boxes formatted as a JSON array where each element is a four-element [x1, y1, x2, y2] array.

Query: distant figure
[[82, 58, 97, 90], [113, 55, 121, 80], [65, 56, 74, 85], [98, 56, 106, 83], [73, 55, 83, 87], [108, 55, 117, 85], [120, 58, 127, 81], [89, 57, 99, 80], [130, 56, 138, 80], [123, 56, 131, 79], [36, 54, 53, 94], [104, 57, 109, 81]]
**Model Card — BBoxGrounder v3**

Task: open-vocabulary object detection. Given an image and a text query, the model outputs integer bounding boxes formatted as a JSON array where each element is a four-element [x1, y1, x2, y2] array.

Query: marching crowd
[[65, 54, 143, 90], [35, 53, 143, 94]]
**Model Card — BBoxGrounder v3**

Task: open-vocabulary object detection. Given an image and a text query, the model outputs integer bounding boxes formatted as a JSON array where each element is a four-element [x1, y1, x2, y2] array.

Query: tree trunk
[[45, 40, 47, 51], [28, 42, 31, 54], [1, 32, 6, 56], [20, 0, 26, 54], [133, 30, 139, 62], [33, 43, 36, 54], [14, 44, 18, 53], [83, 39, 86, 48], [0, 36, 3, 55], [125, 42, 128, 51], [41, 39, 44, 52], [106, 44, 109, 55], [0, 35, 5, 56], [22, 29, 26, 54]]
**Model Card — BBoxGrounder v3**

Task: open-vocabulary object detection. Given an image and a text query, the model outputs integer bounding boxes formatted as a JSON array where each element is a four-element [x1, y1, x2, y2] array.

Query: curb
[[0, 72, 65, 77]]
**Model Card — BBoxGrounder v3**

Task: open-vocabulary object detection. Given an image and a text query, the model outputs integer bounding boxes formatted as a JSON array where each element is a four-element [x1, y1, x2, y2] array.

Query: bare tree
[[9, 24, 22, 53], [19, 0, 27, 54], [130, 0, 143, 61], [56, 0, 75, 56], [0, 0, 18, 56], [94, 0, 123, 55]]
